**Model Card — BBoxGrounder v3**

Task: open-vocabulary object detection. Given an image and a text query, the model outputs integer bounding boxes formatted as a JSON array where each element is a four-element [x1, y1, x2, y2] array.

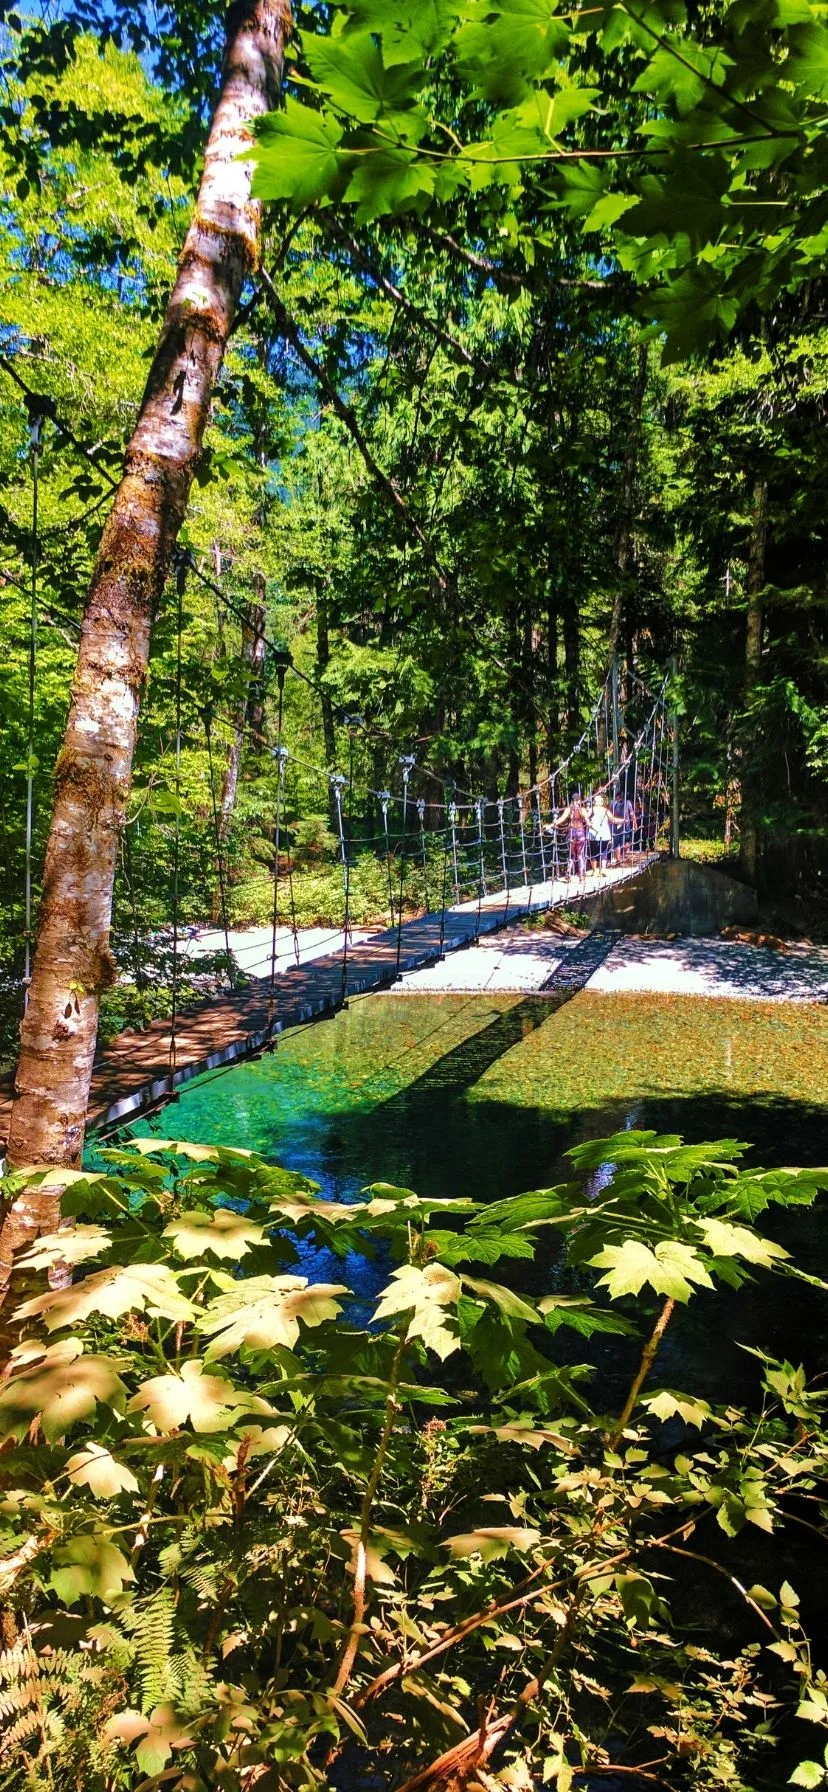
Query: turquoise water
[[126, 990, 828, 1404]]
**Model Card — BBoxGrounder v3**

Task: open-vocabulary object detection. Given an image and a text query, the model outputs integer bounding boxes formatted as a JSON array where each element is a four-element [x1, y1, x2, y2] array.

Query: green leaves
[[302, 29, 423, 123], [103, 1704, 194, 1777], [443, 1524, 541, 1561], [252, 99, 346, 207], [695, 1216, 789, 1267], [162, 1208, 266, 1260], [65, 1443, 140, 1498]]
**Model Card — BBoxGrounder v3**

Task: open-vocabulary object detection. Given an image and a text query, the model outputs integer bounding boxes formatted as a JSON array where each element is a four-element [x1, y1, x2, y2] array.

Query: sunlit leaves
[[103, 1704, 193, 1777], [198, 1275, 347, 1360], [15, 1263, 197, 1331], [0, 1130, 820, 1787], [252, 99, 346, 207], [695, 1216, 789, 1267], [589, 1238, 714, 1302], [374, 1261, 461, 1358], [65, 1442, 141, 1498], [302, 29, 424, 124], [643, 1389, 711, 1428], [443, 1524, 541, 1560], [0, 1339, 127, 1442], [50, 1534, 135, 1604], [17, 1224, 113, 1269], [162, 1208, 266, 1260], [127, 1358, 258, 1433]]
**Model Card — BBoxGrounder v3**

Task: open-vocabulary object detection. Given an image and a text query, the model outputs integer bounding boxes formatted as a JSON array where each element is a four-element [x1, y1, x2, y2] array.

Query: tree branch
[[259, 267, 451, 593]]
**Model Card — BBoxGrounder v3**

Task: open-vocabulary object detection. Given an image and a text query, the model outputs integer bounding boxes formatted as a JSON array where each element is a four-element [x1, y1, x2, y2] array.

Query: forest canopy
[[1, 0, 828, 1071]]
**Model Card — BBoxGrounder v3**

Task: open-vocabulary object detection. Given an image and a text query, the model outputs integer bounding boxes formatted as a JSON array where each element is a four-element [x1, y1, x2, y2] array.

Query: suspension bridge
[[0, 635, 674, 1146], [0, 364, 677, 1148]]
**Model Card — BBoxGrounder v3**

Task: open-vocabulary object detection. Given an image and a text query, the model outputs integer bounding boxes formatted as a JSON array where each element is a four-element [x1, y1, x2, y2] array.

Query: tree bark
[[739, 476, 768, 885], [4, 0, 290, 1180]]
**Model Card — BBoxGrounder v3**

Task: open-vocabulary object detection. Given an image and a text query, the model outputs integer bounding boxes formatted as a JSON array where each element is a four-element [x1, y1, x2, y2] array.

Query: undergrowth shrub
[[0, 1133, 827, 1789]]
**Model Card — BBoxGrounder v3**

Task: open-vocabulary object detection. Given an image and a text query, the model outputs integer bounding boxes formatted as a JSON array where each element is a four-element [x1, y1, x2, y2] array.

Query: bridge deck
[[0, 858, 653, 1147]]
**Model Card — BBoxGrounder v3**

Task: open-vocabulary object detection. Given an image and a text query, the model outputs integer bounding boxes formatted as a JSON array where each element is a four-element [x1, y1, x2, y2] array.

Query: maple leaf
[[0, 1339, 127, 1443], [102, 1702, 193, 1775], [695, 1217, 789, 1267], [65, 1442, 140, 1498], [50, 1533, 135, 1604], [644, 1390, 711, 1429], [198, 1275, 347, 1361], [589, 1239, 714, 1303], [374, 1263, 461, 1360], [162, 1208, 266, 1260], [15, 1264, 196, 1331], [128, 1358, 258, 1433], [17, 1225, 112, 1270], [443, 1526, 541, 1562]]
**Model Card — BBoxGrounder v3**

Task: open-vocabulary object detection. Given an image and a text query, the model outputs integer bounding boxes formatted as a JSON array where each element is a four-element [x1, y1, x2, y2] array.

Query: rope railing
[[0, 355, 676, 1054]]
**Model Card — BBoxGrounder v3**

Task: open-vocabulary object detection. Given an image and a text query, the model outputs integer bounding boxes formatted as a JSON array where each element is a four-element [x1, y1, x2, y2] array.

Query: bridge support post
[[670, 661, 680, 860]]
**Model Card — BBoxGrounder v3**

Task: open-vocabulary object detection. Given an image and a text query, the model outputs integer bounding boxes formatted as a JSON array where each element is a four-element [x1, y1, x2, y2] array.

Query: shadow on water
[[149, 984, 828, 1410]]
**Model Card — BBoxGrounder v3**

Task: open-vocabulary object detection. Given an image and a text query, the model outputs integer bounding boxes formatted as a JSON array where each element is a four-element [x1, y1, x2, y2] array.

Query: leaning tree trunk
[[3, 0, 290, 1195], [739, 476, 768, 885]]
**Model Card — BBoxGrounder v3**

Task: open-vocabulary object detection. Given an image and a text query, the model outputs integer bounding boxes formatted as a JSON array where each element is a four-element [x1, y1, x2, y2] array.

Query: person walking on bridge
[[552, 792, 589, 880], [588, 791, 613, 870]]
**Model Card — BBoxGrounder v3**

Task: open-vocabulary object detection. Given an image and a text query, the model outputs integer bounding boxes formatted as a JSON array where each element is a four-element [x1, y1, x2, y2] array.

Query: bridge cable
[[498, 797, 509, 925], [378, 789, 394, 926], [341, 721, 359, 1005], [474, 796, 486, 941], [202, 703, 233, 977], [284, 754, 301, 967], [268, 659, 288, 1031], [416, 796, 428, 912], [438, 786, 452, 960], [394, 755, 415, 980]]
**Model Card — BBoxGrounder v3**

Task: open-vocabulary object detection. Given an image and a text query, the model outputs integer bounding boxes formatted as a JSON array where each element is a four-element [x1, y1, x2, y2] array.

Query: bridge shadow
[[377, 931, 620, 1110]]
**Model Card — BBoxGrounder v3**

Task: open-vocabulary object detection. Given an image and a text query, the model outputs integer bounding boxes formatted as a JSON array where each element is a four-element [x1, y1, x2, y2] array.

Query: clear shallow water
[[128, 990, 828, 1404]]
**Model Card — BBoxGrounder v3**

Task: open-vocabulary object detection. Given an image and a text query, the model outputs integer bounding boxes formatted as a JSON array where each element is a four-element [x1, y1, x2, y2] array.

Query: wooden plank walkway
[[0, 859, 653, 1147]]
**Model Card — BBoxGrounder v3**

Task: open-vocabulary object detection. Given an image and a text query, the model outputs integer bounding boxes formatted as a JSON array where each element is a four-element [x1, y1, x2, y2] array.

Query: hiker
[[552, 791, 589, 878], [612, 792, 636, 863], [588, 791, 613, 869]]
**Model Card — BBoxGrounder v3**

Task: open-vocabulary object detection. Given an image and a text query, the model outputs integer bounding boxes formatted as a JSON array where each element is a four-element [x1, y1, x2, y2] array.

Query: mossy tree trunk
[[3, 0, 290, 1189]]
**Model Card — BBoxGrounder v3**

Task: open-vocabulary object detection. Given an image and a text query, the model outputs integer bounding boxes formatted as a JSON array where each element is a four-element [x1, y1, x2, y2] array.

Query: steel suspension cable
[[394, 755, 415, 980], [268, 661, 288, 1029], [341, 725, 357, 1005], [284, 755, 301, 967], [438, 788, 452, 959], [378, 789, 394, 925], [203, 704, 232, 977]]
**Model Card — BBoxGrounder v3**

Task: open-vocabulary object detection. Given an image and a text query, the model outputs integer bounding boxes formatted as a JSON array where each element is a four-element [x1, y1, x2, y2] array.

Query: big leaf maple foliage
[[252, 0, 828, 355]]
